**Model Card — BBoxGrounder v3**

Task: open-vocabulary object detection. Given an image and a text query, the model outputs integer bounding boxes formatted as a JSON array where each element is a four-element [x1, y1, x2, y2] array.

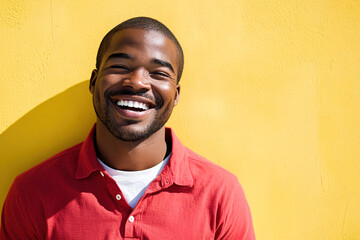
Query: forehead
[[102, 29, 178, 69]]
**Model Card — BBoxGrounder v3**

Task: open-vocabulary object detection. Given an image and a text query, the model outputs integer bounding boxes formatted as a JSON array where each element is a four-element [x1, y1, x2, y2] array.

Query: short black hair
[[96, 17, 184, 83]]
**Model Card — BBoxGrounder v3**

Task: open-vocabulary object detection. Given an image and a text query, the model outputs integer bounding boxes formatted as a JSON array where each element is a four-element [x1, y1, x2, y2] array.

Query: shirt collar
[[75, 125, 194, 188], [163, 128, 194, 187], [75, 125, 103, 179]]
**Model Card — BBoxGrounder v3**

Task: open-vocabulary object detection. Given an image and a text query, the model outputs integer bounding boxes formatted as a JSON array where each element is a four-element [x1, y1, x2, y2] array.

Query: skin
[[89, 28, 180, 171]]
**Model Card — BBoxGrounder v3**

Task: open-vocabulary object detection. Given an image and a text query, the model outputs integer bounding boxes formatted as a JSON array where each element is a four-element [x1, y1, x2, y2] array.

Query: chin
[[107, 122, 164, 142]]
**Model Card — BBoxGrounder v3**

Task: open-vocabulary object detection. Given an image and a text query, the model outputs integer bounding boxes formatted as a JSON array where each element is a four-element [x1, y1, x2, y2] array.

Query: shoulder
[[182, 147, 250, 210], [182, 147, 246, 203], [1, 142, 84, 238], [182, 147, 255, 239], [13, 142, 83, 192]]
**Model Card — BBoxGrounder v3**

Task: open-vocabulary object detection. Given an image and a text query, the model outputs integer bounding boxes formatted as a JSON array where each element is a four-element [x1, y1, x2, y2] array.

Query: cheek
[[93, 83, 108, 107], [95, 76, 115, 96], [93, 89, 103, 110], [98, 72, 122, 88], [155, 83, 177, 100]]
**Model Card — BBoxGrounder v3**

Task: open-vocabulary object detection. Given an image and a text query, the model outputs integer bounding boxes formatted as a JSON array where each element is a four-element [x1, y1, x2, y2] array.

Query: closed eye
[[109, 65, 131, 73], [110, 65, 129, 70], [150, 71, 173, 80]]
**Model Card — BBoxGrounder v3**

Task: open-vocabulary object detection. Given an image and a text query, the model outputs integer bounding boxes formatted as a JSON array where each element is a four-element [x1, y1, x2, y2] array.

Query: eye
[[111, 65, 129, 70], [150, 71, 172, 80], [109, 65, 131, 73]]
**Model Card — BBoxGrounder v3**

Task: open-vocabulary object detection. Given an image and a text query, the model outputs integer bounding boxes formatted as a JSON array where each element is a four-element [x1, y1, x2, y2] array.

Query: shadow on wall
[[0, 80, 96, 208]]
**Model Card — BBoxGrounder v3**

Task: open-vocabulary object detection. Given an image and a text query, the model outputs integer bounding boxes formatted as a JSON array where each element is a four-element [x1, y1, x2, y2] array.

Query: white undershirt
[[98, 154, 170, 209]]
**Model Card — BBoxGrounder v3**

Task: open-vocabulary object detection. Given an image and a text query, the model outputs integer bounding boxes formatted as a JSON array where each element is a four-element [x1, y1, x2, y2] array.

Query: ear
[[89, 69, 98, 94], [174, 84, 180, 106]]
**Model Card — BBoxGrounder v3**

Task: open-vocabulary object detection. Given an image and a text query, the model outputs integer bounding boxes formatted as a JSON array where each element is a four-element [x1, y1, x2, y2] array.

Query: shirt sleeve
[[214, 175, 256, 240], [1, 177, 41, 240]]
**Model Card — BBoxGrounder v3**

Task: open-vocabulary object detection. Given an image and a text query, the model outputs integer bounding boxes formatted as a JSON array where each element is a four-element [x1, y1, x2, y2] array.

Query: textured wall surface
[[1, 0, 360, 239]]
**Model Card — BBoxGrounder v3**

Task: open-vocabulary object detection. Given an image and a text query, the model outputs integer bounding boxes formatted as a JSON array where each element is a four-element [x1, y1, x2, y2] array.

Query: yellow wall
[[1, 0, 359, 239]]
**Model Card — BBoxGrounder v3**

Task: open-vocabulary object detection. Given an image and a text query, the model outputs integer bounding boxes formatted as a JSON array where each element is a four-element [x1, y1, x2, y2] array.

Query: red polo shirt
[[1, 127, 255, 239]]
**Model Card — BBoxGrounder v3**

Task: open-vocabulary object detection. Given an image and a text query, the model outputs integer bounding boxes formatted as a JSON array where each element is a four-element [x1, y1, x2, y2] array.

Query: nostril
[[121, 76, 151, 90]]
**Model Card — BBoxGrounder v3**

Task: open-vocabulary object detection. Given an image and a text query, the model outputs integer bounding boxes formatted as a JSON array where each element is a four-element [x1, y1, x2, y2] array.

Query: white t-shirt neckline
[[98, 154, 171, 209]]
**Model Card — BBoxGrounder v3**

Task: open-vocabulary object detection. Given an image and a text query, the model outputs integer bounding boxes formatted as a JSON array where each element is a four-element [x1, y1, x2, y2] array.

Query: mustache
[[104, 88, 159, 105]]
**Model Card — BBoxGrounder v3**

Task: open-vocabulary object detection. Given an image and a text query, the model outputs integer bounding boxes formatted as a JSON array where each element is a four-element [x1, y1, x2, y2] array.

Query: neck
[[94, 120, 168, 171]]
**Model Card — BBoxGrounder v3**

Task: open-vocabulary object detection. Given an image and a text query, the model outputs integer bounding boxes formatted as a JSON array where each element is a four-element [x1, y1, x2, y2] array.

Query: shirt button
[[100, 172, 104, 177], [116, 194, 121, 200], [129, 216, 134, 223]]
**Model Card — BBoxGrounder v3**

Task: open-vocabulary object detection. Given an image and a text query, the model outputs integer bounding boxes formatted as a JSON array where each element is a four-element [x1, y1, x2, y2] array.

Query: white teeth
[[116, 100, 150, 110], [139, 103, 146, 109]]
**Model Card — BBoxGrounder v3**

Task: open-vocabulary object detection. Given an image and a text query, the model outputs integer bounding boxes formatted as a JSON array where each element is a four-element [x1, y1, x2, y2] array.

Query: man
[[1, 17, 255, 239]]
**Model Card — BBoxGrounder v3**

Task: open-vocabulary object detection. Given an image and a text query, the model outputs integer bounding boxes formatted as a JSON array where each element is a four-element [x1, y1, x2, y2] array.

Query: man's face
[[90, 28, 180, 141]]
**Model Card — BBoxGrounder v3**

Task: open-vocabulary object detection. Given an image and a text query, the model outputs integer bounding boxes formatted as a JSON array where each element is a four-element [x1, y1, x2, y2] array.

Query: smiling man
[[1, 17, 255, 239]]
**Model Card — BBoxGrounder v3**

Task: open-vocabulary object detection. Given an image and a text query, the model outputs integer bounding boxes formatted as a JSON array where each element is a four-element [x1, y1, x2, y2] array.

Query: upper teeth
[[116, 100, 149, 110]]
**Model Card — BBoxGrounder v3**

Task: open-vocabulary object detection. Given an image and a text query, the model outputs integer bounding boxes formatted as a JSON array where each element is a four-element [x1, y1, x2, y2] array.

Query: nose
[[121, 68, 151, 92]]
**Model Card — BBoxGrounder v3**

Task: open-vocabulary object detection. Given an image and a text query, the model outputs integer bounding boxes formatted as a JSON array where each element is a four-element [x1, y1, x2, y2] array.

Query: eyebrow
[[106, 53, 133, 62], [151, 58, 175, 74]]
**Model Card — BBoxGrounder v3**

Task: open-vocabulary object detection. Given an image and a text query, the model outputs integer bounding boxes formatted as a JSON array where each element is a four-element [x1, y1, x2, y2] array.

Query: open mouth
[[116, 100, 150, 112]]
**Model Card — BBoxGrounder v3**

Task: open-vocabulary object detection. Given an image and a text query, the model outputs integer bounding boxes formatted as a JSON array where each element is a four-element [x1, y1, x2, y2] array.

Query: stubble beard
[[93, 96, 173, 142]]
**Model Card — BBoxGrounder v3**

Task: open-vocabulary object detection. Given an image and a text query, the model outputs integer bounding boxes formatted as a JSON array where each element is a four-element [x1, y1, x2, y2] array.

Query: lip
[[110, 96, 156, 108], [110, 96, 156, 120]]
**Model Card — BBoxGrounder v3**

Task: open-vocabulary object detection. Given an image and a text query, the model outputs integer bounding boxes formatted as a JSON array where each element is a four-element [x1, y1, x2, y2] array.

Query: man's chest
[[44, 185, 216, 240]]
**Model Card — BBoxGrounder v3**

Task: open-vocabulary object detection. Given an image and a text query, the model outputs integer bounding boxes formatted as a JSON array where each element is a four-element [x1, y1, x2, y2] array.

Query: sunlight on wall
[[1, 1, 359, 239]]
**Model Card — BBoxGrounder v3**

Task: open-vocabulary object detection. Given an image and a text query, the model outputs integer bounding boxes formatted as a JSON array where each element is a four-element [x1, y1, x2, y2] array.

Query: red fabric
[[1, 126, 255, 239]]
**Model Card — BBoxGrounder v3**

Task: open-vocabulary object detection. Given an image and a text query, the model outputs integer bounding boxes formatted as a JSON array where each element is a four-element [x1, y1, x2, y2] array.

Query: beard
[[93, 89, 173, 142]]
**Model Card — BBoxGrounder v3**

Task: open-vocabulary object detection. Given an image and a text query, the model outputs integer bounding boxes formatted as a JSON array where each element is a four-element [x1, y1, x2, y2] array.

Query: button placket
[[124, 213, 138, 238], [116, 194, 122, 200]]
